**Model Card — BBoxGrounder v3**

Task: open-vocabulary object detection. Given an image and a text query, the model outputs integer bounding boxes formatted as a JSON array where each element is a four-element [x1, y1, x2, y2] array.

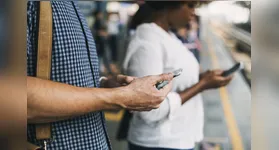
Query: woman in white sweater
[[123, 2, 233, 150]]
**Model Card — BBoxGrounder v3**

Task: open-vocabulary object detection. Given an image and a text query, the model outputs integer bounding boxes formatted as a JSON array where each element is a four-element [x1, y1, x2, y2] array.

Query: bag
[[27, 1, 53, 150]]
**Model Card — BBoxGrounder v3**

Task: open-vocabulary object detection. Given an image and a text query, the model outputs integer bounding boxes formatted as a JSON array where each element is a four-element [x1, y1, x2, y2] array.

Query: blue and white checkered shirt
[[27, 1, 111, 149]]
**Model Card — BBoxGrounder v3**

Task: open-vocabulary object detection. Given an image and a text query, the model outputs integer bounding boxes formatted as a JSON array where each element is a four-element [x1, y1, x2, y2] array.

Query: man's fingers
[[160, 80, 173, 93], [154, 73, 173, 84]]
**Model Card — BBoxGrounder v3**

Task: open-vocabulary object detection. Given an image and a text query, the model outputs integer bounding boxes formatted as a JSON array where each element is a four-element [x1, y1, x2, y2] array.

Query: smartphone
[[156, 68, 183, 90], [221, 62, 244, 77]]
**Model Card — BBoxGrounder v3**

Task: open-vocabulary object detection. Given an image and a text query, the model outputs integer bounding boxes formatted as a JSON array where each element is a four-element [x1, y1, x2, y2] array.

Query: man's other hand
[[100, 75, 136, 88]]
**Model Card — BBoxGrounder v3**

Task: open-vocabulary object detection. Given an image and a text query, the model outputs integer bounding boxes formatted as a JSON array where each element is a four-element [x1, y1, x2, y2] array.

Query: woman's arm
[[179, 70, 233, 104]]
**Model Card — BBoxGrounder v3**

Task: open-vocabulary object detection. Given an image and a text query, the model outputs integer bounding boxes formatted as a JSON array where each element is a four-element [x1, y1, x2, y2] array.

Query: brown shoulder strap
[[35, 1, 53, 141]]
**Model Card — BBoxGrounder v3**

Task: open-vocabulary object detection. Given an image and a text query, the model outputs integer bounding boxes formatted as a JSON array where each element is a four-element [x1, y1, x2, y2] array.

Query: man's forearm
[[27, 77, 125, 123], [178, 81, 204, 104]]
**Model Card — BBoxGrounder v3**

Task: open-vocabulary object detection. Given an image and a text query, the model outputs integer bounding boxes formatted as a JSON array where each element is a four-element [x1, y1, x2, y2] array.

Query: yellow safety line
[[207, 35, 244, 150], [105, 109, 124, 122]]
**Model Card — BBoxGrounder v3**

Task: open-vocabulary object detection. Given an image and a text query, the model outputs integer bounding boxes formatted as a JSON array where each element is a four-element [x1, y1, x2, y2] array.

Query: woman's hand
[[199, 70, 233, 91]]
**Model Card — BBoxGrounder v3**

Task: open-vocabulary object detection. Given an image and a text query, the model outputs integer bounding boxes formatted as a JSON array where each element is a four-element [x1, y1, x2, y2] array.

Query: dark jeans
[[128, 142, 194, 150]]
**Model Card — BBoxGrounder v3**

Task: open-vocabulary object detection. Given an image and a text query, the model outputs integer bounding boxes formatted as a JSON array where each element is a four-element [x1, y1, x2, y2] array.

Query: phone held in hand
[[221, 62, 244, 77], [156, 69, 183, 90]]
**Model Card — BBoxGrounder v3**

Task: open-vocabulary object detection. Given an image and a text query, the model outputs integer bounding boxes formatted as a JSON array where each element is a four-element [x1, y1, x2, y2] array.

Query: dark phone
[[221, 62, 244, 77]]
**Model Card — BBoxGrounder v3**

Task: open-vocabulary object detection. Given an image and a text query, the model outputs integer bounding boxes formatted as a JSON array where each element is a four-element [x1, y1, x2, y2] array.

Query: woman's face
[[168, 2, 195, 29]]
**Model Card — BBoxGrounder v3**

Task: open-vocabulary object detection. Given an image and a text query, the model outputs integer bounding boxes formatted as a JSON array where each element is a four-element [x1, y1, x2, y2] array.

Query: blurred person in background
[[27, 1, 174, 149], [107, 13, 120, 63], [0, 2, 8, 72], [176, 23, 201, 63], [188, 15, 201, 63], [107, 13, 121, 74], [123, 1, 233, 150], [93, 10, 112, 75], [176, 24, 190, 43]]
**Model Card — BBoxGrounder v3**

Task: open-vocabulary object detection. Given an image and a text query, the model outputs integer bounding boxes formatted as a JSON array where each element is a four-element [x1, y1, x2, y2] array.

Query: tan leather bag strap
[[27, 2, 52, 150], [35, 1, 53, 141]]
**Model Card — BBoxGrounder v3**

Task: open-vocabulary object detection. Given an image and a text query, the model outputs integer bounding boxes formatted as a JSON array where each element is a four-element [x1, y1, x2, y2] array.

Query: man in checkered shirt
[[27, 1, 173, 150]]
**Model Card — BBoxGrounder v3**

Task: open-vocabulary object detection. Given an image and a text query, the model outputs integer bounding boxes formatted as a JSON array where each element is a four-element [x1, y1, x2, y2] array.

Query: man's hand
[[100, 75, 136, 88], [115, 73, 174, 111], [27, 73, 172, 123], [199, 70, 233, 91]]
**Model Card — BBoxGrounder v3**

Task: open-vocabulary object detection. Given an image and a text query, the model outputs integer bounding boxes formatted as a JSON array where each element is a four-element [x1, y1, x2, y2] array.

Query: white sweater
[[123, 23, 204, 149]]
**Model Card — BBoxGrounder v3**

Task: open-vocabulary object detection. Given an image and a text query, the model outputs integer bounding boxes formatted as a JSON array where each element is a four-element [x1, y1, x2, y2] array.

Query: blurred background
[[77, 1, 251, 150]]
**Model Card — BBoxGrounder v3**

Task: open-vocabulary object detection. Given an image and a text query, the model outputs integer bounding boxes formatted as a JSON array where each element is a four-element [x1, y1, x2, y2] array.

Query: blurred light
[[195, 5, 208, 16], [107, 2, 120, 13], [117, 3, 139, 25], [208, 1, 250, 24], [127, 4, 139, 16]]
